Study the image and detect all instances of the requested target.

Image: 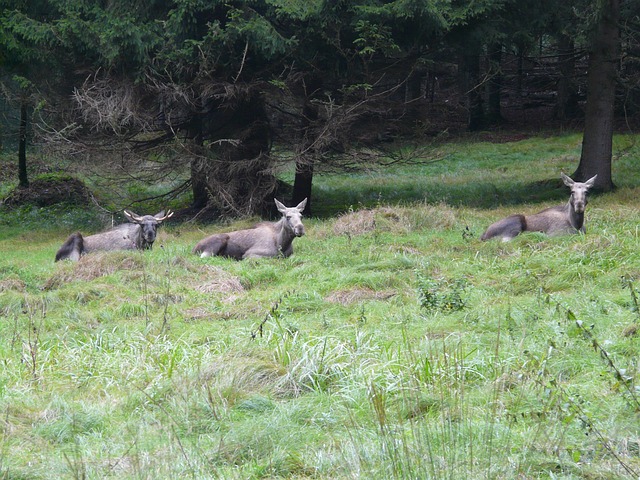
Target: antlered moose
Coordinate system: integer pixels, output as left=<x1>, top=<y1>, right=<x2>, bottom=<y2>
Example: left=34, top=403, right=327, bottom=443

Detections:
left=481, top=173, right=597, bottom=242
left=55, top=210, right=173, bottom=261
left=193, top=198, right=307, bottom=259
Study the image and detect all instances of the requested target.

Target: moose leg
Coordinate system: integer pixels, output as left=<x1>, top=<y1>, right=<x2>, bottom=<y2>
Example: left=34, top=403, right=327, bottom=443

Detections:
left=193, top=234, right=229, bottom=258
left=242, top=251, right=271, bottom=259
left=242, top=245, right=292, bottom=259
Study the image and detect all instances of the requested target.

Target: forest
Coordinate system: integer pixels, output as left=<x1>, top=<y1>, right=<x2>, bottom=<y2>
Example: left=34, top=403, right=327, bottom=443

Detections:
left=1, top=0, right=638, bottom=215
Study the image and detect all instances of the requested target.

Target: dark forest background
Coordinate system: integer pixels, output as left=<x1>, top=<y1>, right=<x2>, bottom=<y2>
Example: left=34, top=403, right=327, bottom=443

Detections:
left=1, top=0, right=637, bottom=216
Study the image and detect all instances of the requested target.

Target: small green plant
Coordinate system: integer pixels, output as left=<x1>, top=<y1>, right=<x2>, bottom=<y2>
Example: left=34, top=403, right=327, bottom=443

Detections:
left=573, top=315, right=640, bottom=410
left=416, top=273, right=467, bottom=313
left=62, top=430, right=87, bottom=480
left=621, top=275, right=640, bottom=315
left=21, top=298, right=46, bottom=381
left=251, top=291, right=292, bottom=339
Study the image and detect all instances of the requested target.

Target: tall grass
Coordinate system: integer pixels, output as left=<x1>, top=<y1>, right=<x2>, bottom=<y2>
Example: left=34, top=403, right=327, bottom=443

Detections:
left=1, top=133, right=640, bottom=478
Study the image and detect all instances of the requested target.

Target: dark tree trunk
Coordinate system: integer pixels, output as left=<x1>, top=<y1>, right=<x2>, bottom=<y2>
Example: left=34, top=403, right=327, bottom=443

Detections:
left=573, top=0, right=619, bottom=190
left=621, top=39, right=640, bottom=115
left=516, top=44, right=525, bottom=107
left=426, top=70, right=436, bottom=103
left=556, top=34, right=579, bottom=120
left=189, top=105, right=209, bottom=210
left=405, top=65, right=425, bottom=117
left=292, top=161, right=313, bottom=215
left=292, top=78, right=322, bottom=216
left=460, top=43, right=484, bottom=131
left=407, top=66, right=424, bottom=103
left=486, top=43, right=504, bottom=125
left=204, top=90, right=274, bottom=216
left=190, top=159, right=209, bottom=210
left=18, top=99, right=29, bottom=188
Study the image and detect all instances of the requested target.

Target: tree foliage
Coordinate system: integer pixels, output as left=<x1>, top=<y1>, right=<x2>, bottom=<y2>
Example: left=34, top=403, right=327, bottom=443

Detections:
left=1, top=0, right=639, bottom=212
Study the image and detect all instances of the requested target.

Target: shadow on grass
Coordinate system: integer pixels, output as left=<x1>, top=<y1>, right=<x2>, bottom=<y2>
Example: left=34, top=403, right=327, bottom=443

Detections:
left=0, top=176, right=601, bottom=227
left=310, top=177, right=575, bottom=218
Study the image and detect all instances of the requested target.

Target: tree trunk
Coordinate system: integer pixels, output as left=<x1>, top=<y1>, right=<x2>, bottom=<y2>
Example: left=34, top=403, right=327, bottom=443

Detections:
left=189, top=105, right=209, bottom=210
left=292, top=82, right=321, bottom=216
left=556, top=34, right=579, bottom=120
left=573, top=0, right=619, bottom=190
left=404, top=64, right=425, bottom=118
left=18, top=98, right=29, bottom=188
left=204, top=90, right=274, bottom=216
left=407, top=66, right=424, bottom=103
left=515, top=44, right=524, bottom=108
left=486, top=43, right=503, bottom=125
left=190, top=158, right=209, bottom=210
left=460, top=42, right=484, bottom=131
left=292, top=161, right=313, bottom=215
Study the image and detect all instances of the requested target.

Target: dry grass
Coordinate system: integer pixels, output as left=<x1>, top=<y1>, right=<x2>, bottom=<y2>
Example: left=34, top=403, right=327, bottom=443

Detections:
left=0, top=277, right=26, bottom=292
left=325, top=286, right=396, bottom=305
left=331, top=208, right=376, bottom=236
left=202, top=352, right=299, bottom=401
left=43, top=252, right=144, bottom=289
left=331, top=206, right=412, bottom=237
left=407, top=202, right=458, bottom=229
left=193, top=265, right=245, bottom=295
left=327, top=203, right=457, bottom=239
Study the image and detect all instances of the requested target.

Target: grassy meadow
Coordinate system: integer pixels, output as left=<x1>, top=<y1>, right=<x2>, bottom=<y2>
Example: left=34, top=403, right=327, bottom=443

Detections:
left=1, top=133, right=640, bottom=478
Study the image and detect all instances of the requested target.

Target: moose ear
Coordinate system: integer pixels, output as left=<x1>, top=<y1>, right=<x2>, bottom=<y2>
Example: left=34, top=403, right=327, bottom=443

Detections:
left=274, top=198, right=287, bottom=213
left=296, top=198, right=307, bottom=212
left=584, top=175, right=598, bottom=188
left=560, top=173, right=574, bottom=187
left=155, top=210, right=174, bottom=223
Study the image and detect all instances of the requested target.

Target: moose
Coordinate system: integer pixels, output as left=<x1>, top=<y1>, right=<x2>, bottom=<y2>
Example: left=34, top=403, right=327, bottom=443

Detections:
left=481, top=173, right=597, bottom=242
left=193, top=198, right=307, bottom=259
left=55, top=209, right=173, bottom=261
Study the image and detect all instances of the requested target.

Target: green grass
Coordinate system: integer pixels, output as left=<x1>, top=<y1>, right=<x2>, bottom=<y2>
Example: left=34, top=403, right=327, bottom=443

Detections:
left=1, top=133, right=640, bottom=478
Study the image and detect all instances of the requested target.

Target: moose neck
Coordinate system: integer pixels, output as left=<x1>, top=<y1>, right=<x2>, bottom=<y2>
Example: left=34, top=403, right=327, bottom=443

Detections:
left=276, top=219, right=296, bottom=251
left=134, top=225, right=150, bottom=249
left=568, top=200, right=585, bottom=230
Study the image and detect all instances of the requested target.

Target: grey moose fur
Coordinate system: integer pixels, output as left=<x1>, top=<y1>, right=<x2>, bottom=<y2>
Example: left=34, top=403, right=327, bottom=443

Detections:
left=193, top=198, right=307, bottom=260
left=481, top=173, right=597, bottom=242
left=55, top=210, right=173, bottom=261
